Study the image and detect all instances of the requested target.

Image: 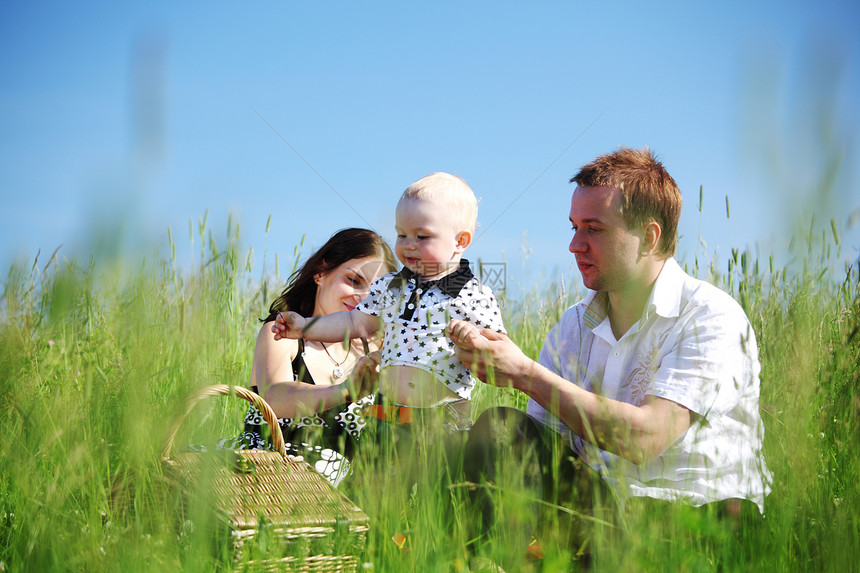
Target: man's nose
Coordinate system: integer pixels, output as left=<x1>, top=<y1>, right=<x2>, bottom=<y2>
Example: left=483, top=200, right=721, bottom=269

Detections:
left=569, top=231, right=585, bottom=254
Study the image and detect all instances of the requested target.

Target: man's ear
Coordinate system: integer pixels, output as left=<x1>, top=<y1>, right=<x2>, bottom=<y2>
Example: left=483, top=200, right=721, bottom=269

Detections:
left=454, top=229, right=473, bottom=254
left=642, top=221, right=662, bottom=256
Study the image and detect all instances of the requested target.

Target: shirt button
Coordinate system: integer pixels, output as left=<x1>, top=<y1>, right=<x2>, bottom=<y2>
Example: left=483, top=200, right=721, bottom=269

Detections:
left=614, top=351, right=620, bottom=357
left=416, top=288, right=423, bottom=294
left=408, top=303, right=415, bottom=309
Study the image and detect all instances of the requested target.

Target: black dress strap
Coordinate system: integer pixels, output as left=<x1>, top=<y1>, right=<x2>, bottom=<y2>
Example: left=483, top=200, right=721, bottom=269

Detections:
left=242, top=337, right=368, bottom=460
left=292, top=339, right=315, bottom=384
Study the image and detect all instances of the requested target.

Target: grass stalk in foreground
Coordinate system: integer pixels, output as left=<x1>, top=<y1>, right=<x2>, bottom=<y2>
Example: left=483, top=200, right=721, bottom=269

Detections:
left=0, top=219, right=858, bottom=571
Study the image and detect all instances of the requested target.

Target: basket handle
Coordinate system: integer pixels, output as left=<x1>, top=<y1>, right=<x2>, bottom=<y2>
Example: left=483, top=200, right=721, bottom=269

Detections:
left=161, top=384, right=287, bottom=461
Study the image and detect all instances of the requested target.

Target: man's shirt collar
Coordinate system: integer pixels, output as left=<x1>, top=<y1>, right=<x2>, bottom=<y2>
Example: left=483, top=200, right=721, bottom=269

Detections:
left=582, top=291, right=608, bottom=330
left=582, top=257, right=683, bottom=331
left=647, top=257, right=683, bottom=320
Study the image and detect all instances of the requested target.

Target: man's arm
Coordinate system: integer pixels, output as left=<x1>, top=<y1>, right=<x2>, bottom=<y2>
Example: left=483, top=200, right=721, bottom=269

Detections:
left=448, top=320, right=692, bottom=464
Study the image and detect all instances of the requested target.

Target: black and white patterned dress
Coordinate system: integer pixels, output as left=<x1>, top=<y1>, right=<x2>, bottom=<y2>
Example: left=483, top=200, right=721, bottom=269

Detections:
left=219, top=340, right=372, bottom=486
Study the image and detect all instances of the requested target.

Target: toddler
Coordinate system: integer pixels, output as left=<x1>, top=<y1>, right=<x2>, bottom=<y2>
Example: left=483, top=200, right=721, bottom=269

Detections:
left=273, top=172, right=505, bottom=421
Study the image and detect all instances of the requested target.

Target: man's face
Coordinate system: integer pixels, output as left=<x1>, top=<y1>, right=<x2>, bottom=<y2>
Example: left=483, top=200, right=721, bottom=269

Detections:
left=568, top=185, right=645, bottom=293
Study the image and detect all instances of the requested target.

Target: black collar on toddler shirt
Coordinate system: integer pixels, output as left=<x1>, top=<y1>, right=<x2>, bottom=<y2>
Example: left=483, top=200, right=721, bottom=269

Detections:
left=388, top=259, right=474, bottom=321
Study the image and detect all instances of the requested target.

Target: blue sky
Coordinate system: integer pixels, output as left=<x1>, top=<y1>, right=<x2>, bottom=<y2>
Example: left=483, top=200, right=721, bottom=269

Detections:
left=2, top=1, right=859, bottom=293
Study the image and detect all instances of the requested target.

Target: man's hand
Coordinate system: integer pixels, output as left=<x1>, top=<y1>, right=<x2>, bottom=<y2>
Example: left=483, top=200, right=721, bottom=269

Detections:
left=272, top=311, right=306, bottom=340
left=447, top=319, right=532, bottom=388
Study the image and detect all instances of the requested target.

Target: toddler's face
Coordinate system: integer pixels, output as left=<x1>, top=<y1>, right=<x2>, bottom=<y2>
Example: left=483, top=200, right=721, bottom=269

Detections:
left=394, top=197, right=466, bottom=279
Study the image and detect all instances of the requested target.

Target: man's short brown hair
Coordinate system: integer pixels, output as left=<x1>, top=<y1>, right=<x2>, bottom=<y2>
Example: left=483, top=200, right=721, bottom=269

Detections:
left=571, top=147, right=682, bottom=256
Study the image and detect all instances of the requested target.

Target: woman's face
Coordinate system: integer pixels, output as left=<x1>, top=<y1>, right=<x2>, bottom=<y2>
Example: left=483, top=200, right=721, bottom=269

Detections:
left=313, top=256, right=390, bottom=316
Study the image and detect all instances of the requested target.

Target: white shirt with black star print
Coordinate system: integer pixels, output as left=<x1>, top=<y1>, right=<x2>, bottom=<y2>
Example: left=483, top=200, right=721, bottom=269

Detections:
left=356, top=268, right=506, bottom=400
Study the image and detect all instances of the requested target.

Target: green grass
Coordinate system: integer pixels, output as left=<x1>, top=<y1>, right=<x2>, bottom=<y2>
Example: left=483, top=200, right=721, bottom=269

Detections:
left=1, top=214, right=858, bottom=572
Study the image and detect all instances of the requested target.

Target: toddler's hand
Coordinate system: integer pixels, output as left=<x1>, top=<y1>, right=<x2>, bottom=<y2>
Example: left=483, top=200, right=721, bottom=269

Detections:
left=272, top=311, right=306, bottom=340
left=446, top=319, right=484, bottom=350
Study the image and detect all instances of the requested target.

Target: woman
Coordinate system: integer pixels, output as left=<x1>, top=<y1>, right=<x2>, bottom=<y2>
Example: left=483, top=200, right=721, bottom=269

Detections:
left=224, top=228, right=397, bottom=485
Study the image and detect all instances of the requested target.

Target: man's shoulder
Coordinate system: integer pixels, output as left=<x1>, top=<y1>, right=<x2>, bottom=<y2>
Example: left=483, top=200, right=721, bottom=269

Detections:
left=547, top=298, right=589, bottom=337
left=555, top=290, right=599, bottom=320
left=539, top=300, right=588, bottom=366
left=681, top=271, right=741, bottom=305
left=672, top=264, right=750, bottom=322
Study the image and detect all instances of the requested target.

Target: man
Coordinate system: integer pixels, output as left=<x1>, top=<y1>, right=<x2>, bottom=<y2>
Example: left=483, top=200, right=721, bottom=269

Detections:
left=448, top=147, right=771, bottom=532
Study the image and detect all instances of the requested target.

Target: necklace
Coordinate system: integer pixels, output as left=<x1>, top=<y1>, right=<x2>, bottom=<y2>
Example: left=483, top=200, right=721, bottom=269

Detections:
left=320, top=342, right=348, bottom=378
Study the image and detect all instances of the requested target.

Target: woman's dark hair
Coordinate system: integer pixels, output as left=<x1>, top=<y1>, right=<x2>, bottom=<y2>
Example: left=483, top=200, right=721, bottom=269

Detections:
left=262, top=228, right=397, bottom=322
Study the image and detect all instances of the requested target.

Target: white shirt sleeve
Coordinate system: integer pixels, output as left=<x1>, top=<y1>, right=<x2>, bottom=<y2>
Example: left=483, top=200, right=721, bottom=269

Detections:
left=527, top=306, right=581, bottom=440
left=647, top=290, right=760, bottom=424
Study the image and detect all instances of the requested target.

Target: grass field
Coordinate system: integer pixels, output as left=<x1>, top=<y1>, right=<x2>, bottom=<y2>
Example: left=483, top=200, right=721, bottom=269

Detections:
left=1, top=215, right=857, bottom=572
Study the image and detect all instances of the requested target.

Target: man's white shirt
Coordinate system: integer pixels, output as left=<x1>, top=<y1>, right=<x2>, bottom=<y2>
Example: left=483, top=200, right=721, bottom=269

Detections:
left=528, top=257, right=772, bottom=512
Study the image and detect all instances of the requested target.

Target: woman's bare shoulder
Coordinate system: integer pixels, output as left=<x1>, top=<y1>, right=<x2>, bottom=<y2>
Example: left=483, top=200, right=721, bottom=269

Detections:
left=254, top=321, right=299, bottom=365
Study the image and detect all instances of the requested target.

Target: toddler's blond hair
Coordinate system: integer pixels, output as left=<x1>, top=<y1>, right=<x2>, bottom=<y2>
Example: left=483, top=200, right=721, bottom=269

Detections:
left=399, top=172, right=478, bottom=233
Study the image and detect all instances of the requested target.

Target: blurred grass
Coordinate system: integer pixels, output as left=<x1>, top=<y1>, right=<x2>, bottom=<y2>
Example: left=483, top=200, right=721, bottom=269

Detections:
left=0, top=206, right=858, bottom=571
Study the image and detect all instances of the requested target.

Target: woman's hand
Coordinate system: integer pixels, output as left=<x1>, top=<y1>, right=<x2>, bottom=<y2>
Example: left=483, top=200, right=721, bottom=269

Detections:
left=346, top=351, right=381, bottom=401
left=272, top=311, right=305, bottom=340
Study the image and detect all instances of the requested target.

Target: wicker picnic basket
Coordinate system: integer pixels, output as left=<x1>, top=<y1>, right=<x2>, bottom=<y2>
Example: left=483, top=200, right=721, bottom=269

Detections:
left=161, top=384, right=369, bottom=572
